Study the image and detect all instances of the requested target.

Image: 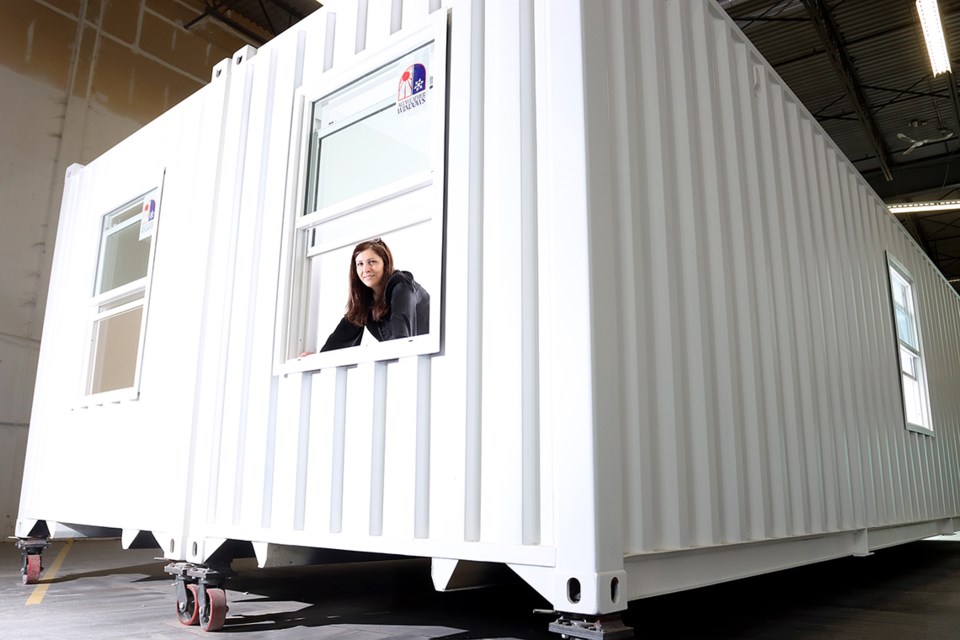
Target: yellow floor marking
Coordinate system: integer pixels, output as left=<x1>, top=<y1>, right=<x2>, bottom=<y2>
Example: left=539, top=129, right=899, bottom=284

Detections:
left=25, top=539, right=74, bottom=606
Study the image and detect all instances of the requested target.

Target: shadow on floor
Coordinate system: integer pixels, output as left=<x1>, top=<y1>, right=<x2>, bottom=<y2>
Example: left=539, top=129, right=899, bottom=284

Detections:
left=218, top=559, right=556, bottom=638
left=42, top=562, right=170, bottom=584
left=623, top=540, right=960, bottom=639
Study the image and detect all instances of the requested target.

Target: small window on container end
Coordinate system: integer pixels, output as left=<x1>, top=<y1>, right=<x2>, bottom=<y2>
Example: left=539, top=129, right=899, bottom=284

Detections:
left=886, top=254, right=933, bottom=434
left=87, top=188, right=161, bottom=398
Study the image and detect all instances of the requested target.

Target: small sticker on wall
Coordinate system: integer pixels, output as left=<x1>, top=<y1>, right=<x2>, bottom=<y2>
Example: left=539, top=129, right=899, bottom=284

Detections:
left=139, top=194, right=158, bottom=240
left=396, top=63, right=428, bottom=115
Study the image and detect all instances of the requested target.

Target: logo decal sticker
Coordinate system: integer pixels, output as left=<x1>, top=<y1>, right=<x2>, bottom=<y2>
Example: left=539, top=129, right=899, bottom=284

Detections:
left=139, top=197, right=157, bottom=240
left=397, top=63, right=427, bottom=114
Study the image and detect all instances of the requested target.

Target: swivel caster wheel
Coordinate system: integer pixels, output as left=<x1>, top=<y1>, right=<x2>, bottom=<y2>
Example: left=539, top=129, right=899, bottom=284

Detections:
left=175, top=583, right=200, bottom=626
left=22, top=554, right=41, bottom=585
left=199, top=587, right=227, bottom=632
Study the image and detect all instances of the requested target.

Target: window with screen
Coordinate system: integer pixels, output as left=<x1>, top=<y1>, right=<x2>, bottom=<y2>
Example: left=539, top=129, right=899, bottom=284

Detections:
left=87, top=189, right=160, bottom=397
left=887, top=255, right=932, bottom=433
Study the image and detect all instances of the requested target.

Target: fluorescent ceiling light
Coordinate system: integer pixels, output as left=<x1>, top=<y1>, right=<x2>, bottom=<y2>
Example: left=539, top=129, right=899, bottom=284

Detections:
left=888, top=200, right=960, bottom=213
left=917, top=0, right=952, bottom=76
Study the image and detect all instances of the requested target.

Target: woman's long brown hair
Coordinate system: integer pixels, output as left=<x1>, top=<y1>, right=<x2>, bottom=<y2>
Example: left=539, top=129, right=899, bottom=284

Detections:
left=345, top=238, right=394, bottom=325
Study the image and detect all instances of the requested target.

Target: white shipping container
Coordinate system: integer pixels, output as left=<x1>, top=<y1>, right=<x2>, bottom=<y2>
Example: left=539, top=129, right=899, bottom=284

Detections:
left=17, top=0, right=960, bottom=636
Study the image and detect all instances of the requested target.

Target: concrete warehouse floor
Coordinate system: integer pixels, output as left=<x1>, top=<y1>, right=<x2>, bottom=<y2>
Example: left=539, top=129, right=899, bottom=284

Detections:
left=2, top=536, right=960, bottom=639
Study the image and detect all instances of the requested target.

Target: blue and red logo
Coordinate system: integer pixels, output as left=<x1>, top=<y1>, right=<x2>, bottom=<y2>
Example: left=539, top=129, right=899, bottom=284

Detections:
left=143, top=198, right=156, bottom=221
left=397, top=63, right=427, bottom=113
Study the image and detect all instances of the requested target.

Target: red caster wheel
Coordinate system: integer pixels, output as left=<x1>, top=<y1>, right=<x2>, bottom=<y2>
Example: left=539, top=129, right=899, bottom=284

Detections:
left=22, top=554, right=41, bottom=585
left=199, top=587, right=227, bottom=632
left=176, top=583, right=200, bottom=625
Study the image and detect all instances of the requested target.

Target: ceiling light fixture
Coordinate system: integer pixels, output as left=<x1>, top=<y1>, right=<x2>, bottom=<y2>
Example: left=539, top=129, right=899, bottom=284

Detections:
left=888, top=200, right=960, bottom=214
left=917, top=0, right=952, bottom=76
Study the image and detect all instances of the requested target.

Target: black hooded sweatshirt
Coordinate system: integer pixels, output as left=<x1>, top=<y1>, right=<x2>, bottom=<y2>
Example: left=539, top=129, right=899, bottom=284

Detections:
left=320, top=270, right=430, bottom=352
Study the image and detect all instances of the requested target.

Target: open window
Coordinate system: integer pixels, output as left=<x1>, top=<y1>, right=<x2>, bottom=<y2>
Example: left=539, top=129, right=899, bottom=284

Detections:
left=280, top=16, right=446, bottom=371
left=85, top=186, right=162, bottom=401
left=886, top=254, right=932, bottom=434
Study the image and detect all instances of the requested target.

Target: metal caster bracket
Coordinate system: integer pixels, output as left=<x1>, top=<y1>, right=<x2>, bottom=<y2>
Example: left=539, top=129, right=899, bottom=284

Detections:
left=164, top=561, right=230, bottom=586
left=549, top=614, right=634, bottom=640
left=164, top=562, right=231, bottom=631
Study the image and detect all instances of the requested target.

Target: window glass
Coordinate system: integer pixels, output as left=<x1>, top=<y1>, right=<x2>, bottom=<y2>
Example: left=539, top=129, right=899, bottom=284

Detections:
left=312, top=104, right=431, bottom=209
left=899, top=345, right=917, bottom=378
left=891, top=277, right=908, bottom=307
left=89, top=306, right=143, bottom=394
left=890, top=270, right=918, bottom=349
left=306, top=42, right=434, bottom=213
left=902, top=375, right=923, bottom=426
left=894, top=307, right=917, bottom=349
left=86, top=188, right=160, bottom=397
left=96, top=202, right=151, bottom=294
left=888, top=258, right=931, bottom=432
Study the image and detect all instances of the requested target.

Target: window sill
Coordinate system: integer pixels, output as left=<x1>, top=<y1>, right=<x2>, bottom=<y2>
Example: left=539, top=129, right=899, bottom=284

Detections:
left=906, top=422, right=934, bottom=437
left=277, top=333, right=439, bottom=374
left=77, top=386, right=140, bottom=408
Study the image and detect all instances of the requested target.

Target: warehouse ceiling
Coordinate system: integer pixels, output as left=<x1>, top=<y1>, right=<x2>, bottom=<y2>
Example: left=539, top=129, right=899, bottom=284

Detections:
left=720, top=0, right=960, bottom=291
left=188, top=0, right=322, bottom=44
left=217, top=0, right=960, bottom=291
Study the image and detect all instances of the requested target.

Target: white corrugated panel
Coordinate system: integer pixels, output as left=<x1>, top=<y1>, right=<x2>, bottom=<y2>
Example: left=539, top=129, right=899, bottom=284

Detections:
left=578, top=0, right=960, bottom=599
left=182, top=0, right=559, bottom=566
left=17, top=70, right=233, bottom=556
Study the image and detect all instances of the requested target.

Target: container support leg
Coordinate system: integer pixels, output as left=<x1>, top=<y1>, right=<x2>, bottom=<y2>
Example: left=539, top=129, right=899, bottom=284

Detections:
left=548, top=613, right=634, bottom=640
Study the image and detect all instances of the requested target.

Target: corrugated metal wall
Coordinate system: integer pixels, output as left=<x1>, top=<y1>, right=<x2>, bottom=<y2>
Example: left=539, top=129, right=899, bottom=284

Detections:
left=582, top=0, right=960, bottom=558
left=190, top=0, right=558, bottom=570
left=16, top=77, right=229, bottom=553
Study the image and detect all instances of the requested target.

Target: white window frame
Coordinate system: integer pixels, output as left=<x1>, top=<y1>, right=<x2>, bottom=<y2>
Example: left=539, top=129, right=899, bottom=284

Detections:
left=276, top=14, right=447, bottom=373
left=82, top=179, right=164, bottom=405
left=886, top=254, right=933, bottom=435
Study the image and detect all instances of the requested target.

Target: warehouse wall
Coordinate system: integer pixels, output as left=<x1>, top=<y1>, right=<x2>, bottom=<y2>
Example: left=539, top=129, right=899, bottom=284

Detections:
left=0, top=0, right=269, bottom=539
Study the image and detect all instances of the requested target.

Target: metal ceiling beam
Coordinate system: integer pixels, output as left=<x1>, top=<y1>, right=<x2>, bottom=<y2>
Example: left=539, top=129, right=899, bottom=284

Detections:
left=218, top=0, right=314, bottom=34
left=861, top=83, right=944, bottom=100
left=765, top=7, right=960, bottom=70
left=894, top=210, right=936, bottom=259
left=800, top=0, right=894, bottom=181
left=262, top=0, right=314, bottom=21
left=255, top=0, right=278, bottom=34
left=730, top=16, right=808, bottom=23
left=185, top=1, right=268, bottom=44
left=772, top=20, right=913, bottom=69
left=863, top=148, right=960, bottom=198
left=946, top=70, right=960, bottom=143
left=816, top=82, right=948, bottom=121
